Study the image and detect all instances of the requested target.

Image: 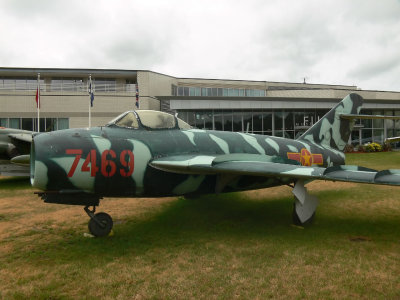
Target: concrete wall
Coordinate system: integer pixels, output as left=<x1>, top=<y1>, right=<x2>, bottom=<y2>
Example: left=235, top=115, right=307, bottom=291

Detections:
left=137, top=71, right=176, bottom=110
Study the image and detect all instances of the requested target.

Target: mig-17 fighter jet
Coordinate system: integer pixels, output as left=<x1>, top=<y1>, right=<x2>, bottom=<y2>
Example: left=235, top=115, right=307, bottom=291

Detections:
left=29, top=93, right=400, bottom=236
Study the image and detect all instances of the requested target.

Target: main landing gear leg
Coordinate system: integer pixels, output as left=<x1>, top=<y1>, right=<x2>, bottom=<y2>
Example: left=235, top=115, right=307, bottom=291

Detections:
left=84, top=206, right=113, bottom=237
left=291, top=180, right=318, bottom=226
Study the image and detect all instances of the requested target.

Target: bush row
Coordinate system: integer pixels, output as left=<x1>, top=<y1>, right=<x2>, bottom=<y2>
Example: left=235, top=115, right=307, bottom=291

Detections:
left=344, top=142, right=392, bottom=153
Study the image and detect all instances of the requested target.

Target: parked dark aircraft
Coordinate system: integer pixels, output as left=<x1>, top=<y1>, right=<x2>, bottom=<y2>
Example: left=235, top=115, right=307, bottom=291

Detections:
left=0, top=127, right=31, bottom=176
left=29, top=93, right=400, bottom=236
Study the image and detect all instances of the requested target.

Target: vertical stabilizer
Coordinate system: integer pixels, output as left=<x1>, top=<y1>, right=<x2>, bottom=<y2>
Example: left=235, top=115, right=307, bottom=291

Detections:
left=297, top=93, right=363, bottom=151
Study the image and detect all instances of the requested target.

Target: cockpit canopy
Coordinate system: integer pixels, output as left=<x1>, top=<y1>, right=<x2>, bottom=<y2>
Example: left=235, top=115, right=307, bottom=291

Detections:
left=106, top=110, right=192, bottom=130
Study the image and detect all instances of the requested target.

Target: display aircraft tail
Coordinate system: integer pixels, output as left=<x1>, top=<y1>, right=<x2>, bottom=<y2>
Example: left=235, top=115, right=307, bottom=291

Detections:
left=297, top=93, right=363, bottom=151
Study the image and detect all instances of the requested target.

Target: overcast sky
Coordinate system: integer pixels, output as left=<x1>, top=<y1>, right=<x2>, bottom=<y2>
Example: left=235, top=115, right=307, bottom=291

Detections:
left=0, top=0, right=399, bottom=91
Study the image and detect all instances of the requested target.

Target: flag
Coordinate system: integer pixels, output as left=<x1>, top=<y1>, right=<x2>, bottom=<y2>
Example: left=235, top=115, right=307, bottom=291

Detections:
left=89, top=82, right=94, bottom=107
left=135, top=84, right=139, bottom=108
left=35, top=87, right=40, bottom=108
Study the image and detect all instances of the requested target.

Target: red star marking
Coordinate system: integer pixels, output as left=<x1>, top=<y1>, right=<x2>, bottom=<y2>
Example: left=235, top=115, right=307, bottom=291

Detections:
left=287, top=148, right=323, bottom=166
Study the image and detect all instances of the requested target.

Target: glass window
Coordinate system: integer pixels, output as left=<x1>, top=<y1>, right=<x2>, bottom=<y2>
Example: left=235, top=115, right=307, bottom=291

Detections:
left=51, top=79, right=63, bottom=91
left=232, top=112, right=242, bottom=132
left=360, top=110, right=372, bottom=128
left=285, top=131, right=295, bottom=139
left=62, top=79, right=75, bottom=91
left=223, top=88, right=229, bottom=96
left=16, top=79, right=27, bottom=90
left=194, top=112, right=212, bottom=129
left=201, top=88, right=208, bottom=96
left=0, top=118, right=8, bottom=127
left=283, top=111, right=294, bottom=131
left=58, top=118, right=69, bottom=130
left=239, top=89, right=245, bottom=97
left=214, top=110, right=224, bottom=131
left=94, top=79, right=116, bottom=92
left=372, top=110, right=384, bottom=128
left=242, top=111, right=252, bottom=133
left=223, top=112, right=233, bottom=131
left=178, top=87, right=184, bottom=96
left=4, top=79, right=15, bottom=90
left=274, top=111, right=284, bottom=131
left=384, top=110, right=394, bottom=130
left=373, top=129, right=384, bottom=143
left=217, top=88, right=223, bottom=97
left=263, top=112, right=273, bottom=132
left=189, top=87, right=196, bottom=96
left=351, top=130, right=361, bottom=145
left=171, top=85, right=177, bottom=96
left=316, top=110, right=328, bottom=123
left=303, top=111, right=316, bottom=127
left=294, top=111, right=304, bottom=127
left=9, top=118, right=20, bottom=129
left=45, top=118, right=57, bottom=132
left=177, top=111, right=187, bottom=123
left=22, top=118, right=33, bottom=131
left=361, top=128, right=372, bottom=144
left=211, top=88, right=218, bottom=97
left=27, top=79, right=38, bottom=90
left=253, top=113, right=263, bottom=132
left=186, top=112, right=196, bottom=127
left=195, top=87, right=201, bottom=96
left=184, top=87, right=189, bottom=96
left=203, top=112, right=213, bottom=130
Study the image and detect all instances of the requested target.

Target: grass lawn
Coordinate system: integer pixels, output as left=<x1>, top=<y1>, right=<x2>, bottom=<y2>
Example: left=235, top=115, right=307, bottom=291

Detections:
left=0, top=152, right=400, bottom=299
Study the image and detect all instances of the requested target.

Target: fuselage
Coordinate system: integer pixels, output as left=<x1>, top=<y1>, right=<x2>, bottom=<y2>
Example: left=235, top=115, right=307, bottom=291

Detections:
left=31, top=126, right=345, bottom=197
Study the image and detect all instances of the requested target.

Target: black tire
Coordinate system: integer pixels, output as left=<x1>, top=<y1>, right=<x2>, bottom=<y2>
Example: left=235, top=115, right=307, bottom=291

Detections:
left=88, top=212, right=113, bottom=237
left=292, top=204, right=315, bottom=226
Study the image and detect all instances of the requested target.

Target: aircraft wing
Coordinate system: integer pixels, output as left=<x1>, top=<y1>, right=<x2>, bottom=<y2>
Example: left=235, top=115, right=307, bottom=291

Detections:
left=150, top=154, right=400, bottom=186
left=8, top=132, right=33, bottom=143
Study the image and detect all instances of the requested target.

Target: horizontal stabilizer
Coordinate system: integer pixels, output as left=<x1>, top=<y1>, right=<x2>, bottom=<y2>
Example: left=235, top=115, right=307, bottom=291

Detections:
left=323, top=165, right=378, bottom=183
left=385, top=136, right=400, bottom=143
left=340, top=114, right=400, bottom=120
left=374, top=169, right=400, bottom=185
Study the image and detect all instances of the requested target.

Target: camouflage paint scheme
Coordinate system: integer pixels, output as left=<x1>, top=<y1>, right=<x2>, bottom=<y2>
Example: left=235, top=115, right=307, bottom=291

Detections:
left=30, top=94, right=359, bottom=197
left=32, top=92, right=400, bottom=199
left=29, top=93, right=400, bottom=234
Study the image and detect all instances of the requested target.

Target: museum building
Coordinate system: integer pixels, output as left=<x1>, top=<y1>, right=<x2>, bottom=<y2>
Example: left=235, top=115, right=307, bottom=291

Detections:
left=1, top=67, right=400, bottom=146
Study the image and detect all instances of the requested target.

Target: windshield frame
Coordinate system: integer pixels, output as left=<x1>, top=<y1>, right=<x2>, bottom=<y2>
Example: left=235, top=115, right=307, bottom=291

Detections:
left=106, top=110, right=192, bottom=130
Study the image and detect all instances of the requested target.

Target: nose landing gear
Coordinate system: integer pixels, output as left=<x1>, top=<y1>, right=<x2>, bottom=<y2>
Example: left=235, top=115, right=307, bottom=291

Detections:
left=84, top=206, right=113, bottom=237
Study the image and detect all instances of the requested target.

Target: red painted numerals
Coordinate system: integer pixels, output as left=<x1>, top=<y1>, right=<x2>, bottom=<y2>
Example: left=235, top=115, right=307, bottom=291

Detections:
left=120, top=150, right=134, bottom=177
left=66, top=149, right=134, bottom=178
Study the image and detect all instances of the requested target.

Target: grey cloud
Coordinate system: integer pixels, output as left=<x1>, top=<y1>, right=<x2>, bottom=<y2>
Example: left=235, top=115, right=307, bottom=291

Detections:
left=0, top=0, right=399, bottom=91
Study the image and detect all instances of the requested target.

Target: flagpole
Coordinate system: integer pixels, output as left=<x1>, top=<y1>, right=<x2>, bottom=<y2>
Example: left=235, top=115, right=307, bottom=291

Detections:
left=37, top=73, right=40, bottom=132
left=89, top=75, right=91, bottom=128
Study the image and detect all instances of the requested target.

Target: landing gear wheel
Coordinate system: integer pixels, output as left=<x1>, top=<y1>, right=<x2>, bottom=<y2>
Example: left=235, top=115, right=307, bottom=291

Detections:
left=292, top=203, right=315, bottom=226
left=88, top=212, right=113, bottom=237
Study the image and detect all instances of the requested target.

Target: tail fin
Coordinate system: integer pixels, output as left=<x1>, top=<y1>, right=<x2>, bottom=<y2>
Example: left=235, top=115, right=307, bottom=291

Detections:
left=297, top=93, right=363, bottom=151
